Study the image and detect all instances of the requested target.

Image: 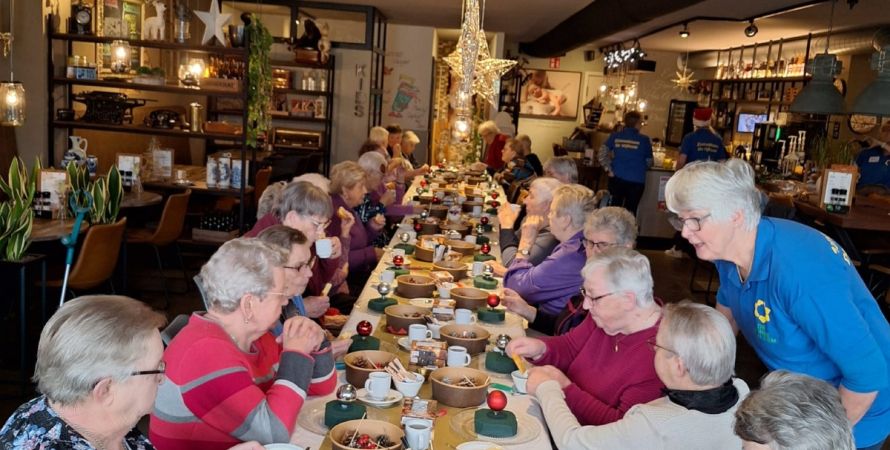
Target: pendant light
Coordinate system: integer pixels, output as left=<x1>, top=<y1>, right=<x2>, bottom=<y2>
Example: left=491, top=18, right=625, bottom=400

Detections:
left=849, top=44, right=890, bottom=115
left=789, top=0, right=845, bottom=115
left=0, top=0, right=24, bottom=126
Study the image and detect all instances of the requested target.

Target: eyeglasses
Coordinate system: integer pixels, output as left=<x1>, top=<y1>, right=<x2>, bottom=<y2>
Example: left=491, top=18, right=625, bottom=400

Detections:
left=310, top=218, right=330, bottom=230
left=580, top=287, right=615, bottom=306
left=284, top=256, right=316, bottom=272
left=667, top=214, right=711, bottom=232
left=583, top=238, right=617, bottom=251
left=646, top=338, right=677, bottom=355
left=131, top=361, right=166, bottom=377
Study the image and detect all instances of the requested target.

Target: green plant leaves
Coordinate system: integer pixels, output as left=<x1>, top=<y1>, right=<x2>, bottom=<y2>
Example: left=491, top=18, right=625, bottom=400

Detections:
left=0, top=157, right=36, bottom=261
left=246, top=14, right=273, bottom=149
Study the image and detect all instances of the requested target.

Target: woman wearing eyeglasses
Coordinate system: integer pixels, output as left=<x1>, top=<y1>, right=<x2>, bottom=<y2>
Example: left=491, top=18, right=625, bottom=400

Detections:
left=506, top=248, right=664, bottom=427
left=531, top=301, right=749, bottom=450
left=665, top=159, right=890, bottom=450
left=151, top=239, right=336, bottom=450
left=502, top=207, right=639, bottom=335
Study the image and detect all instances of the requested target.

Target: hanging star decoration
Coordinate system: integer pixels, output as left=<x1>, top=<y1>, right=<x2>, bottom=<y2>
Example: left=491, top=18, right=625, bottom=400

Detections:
left=194, top=0, right=231, bottom=46
left=672, top=67, right=697, bottom=91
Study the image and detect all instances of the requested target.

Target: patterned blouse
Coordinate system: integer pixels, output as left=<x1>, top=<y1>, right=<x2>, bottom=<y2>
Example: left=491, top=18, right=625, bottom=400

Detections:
left=0, top=396, right=155, bottom=450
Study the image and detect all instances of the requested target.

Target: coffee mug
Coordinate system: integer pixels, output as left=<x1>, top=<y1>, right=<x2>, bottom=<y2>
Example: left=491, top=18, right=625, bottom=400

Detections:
left=511, top=369, right=529, bottom=394
left=405, top=419, right=433, bottom=450
left=437, top=282, right=454, bottom=299
left=472, top=205, right=482, bottom=217
left=464, top=235, right=477, bottom=244
left=408, top=324, right=432, bottom=342
left=447, top=346, right=471, bottom=367
left=380, top=270, right=396, bottom=284
left=454, top=308, right=476, bottom=325
left=363, top=371, right=392, bottom=401
left=394, top=372, right=424, bottom=398
left=315, top=238, right=333, bottom=258
left=392, top=248, right=406, bottom=258
left=471, top=261, right=484, bottom=277
left=427, top=322, right=442, bottom=339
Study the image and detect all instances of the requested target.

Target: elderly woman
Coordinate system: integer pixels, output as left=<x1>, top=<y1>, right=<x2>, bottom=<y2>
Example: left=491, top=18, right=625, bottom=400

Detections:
left=496, top=177, right=563, bottom=267
left=256, top=181, right=287, bottom=220
left=327, top=161, right=385, bottom=296
left=150, top=239, right=335, bottom=449
left=478, top=120, right=509, bottom=174
left=400, top=131, right=428, bottom=172
left=502, top=134, right=543, bottom=182
left=502, top=206, right=637, bottom=335
left=507, top=248, right=664, bottom=426
left=735, top=371, right=855, bottom=450
left=494, top=185, right=592, bottom=329
left=544, top=156, right=579, bottom=184
left=385, top=124, right=402, bottom=158
left=531, top=301, right=749, bottom=449
left=665, top=159, right=890, bottom=450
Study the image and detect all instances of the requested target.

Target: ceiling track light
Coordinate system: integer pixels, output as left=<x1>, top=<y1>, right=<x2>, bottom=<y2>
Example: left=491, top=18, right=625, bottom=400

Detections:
left=744, top=19, right=758, bottom=38
left=679, top=23, right=689, bottom=39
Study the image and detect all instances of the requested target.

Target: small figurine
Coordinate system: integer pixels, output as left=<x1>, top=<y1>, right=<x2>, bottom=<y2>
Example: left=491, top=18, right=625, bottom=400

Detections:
left=143, top=1, right=166, bottom=40
left=318, top=22, right=331, bottom=63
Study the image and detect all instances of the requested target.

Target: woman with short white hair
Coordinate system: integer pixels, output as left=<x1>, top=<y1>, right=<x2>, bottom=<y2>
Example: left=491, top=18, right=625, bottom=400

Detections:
left=151, top=239, right=335, bottom=449
left=735, top=371, right=855, bottom=450
left=478, top=120, right=508, bottom=174
left=507, top=247, right=664, bottom=426
left=400, top=131, right=430, bottom=178
left=498, top=184, right=592, bottom=332
left=496, top=177, right=563, bottom=268
left=545, top=156, right=579, bottom=184
left=665, top=159, right=890, bottom=449
left=368, top=126, right=389, bottom=148
left=531, top=300, right=749, bottom=449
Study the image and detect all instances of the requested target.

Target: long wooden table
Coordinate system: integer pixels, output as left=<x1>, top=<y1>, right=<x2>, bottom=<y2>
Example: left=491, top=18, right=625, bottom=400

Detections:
left=289, top=175, right=551, bottom=449
left=793, top=196, right=890, bottom=261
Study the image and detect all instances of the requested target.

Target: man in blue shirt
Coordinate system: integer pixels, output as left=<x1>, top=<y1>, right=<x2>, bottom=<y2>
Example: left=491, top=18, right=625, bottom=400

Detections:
left=855, top=121, right=890, bottom=190
left=598, top=111, right=653, bottom=215
left=677, top=107, right=727, bottom=169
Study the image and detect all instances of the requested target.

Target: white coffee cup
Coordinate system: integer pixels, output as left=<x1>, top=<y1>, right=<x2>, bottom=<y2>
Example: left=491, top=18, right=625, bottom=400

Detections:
left=315, top=238, right=333, bottom=259
left=408, top=324, right=433, bottom=342
left=511, top=369, right=529, bottom=394
left=394, top=372, right=424, bottom=398
left=380, top=270, right=396, bottom=284
left=447, top=346, right=472, bottom=367
left=454, top=308, right=476, bottom=325
left=438, top=282, right=455, bottom=299
left=472, top=205, right=482, bottom=217
left=404, top=418, right=432, bottom=450
left=392, top=248, right=406, bottom=258
left=464, top=235, right=477, bottom=244
left=471, top=261, right=484, bottom=277
left=427, top=322, right=442, bottom=339
left=363, top=371, right=392, bottom=401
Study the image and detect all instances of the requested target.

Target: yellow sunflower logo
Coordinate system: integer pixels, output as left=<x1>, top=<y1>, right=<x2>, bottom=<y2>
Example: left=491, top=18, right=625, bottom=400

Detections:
left=754, top=299, right=771, bottom=324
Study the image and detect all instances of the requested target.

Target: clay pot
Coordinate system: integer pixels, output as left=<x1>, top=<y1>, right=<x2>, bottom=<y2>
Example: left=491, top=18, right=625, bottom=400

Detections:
left=446, top=239, right=475, bottom=256
left=430, top=366, right=490, bottom=408
left=344, top=350, right=397, bottom=388
left=330, top=419, right=403, bottom=450
left=432, top=260, right=468, bottom=280
left=384, top=304, right=429, bottom=332
left=428, top=205, right=449, bottom=219
left=439, top=222, right=470, bottom=237
left=395, top=275, right=436, bottom=298
left=440, top=324, right=490, bottom=355
left=450, top=287, right=488, bottom=310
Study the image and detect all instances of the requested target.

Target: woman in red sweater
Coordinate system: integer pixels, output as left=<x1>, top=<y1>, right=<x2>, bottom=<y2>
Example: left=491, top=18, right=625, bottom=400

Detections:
left=150, top=239, right=337, bottom=450
left=507, top=247, right=664, bottom=426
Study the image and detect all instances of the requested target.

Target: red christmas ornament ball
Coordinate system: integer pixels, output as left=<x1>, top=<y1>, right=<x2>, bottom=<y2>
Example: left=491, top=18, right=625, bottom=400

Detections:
left=481, top=243, right=491, bottom=254
left=431, top=196, right=442, bottom=204
left=487, top=390, right=507, bottom=411
left=491, top=192, right=499, bottom=199
left=420, top=179, right=428, bottom=188
left=393, top=255, right=404, bottom=267
left=490, top=200, right=500, bottom=208
left=487, top=294, right=500, bottom=308
left=480, top=216, right=489, bottom=225
left=356, top=320, right=373, bottom=336
left=414, top=222, right=423, bottom=232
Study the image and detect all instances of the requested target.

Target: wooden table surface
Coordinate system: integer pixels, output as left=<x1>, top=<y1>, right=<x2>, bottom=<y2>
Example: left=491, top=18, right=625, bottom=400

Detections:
left=120, top=191, right=163, bottom=208
left=143, top=165, right=255, bottom=196
left=289, top=174, right=550, bottom=450
left=32, top=218, right=90, bottom=243
left=793, top=196, right=890, bottom=232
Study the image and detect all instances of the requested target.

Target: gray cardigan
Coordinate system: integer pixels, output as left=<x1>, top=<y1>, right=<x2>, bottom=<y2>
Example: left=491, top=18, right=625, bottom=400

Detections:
left=499, top=222, right=559, bottom=267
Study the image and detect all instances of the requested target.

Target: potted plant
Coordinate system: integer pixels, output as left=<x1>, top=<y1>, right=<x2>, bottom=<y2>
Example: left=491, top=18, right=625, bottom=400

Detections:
left=0, top=157, right=39, bottom=262
left=245, top=13, right=273, bottom=149
left=66, top=162, right=123, bottom=225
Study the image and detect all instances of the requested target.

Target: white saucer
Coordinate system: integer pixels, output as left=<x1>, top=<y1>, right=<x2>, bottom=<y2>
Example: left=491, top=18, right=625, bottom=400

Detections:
left=456, top=442, right=504, bottom=450
left=397, top=336, right=412, bottom=351
left=356, top=388, right=403, bottom=408
left=409, top=297, right=436, bottom=308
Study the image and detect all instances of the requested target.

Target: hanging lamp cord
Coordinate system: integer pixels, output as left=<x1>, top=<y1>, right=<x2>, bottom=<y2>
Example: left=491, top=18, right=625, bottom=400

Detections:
left=825, top=0, right=836, bottom=54
left=8, top=0, right=14, bottom=80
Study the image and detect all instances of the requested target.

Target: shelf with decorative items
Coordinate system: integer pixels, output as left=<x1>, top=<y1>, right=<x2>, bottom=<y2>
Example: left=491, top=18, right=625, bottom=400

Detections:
left=704, top=75, right=812, bottom=141
left=44, top=7, right=270, bottom=233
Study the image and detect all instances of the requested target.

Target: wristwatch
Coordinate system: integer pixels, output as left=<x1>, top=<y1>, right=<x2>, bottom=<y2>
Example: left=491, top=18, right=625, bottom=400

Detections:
left=517, top=248, right=531, bottom=258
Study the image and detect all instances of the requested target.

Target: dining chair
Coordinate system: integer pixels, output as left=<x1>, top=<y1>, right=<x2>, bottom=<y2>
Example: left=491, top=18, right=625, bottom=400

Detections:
left=126, top=190, right=191, bottom=307
left=47, top=218, right=127, bottom=299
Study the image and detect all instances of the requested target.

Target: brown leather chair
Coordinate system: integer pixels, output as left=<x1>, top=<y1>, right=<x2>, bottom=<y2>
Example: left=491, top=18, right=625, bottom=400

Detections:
left=253, top=167, right=272, bottom=205
left=47, top=218, right=127, bottom=298
left=126, top=190, right=191, bottom=305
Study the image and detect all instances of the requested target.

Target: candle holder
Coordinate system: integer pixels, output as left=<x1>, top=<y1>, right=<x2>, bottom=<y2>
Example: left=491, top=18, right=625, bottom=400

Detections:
left=473, top=242, right=495, bottom=263
left=474, top=390, right=517, bottom=438
left=473, top=264, right=498, bottom=289
left=485, top=333, right=517, bottom=373
left=348, top=320, right=380, bottom=352
left=393, top=231, right=415, bottom=255
left=324, top=384, right=367, bottom=428
left=367, top=281, right=397, bottom=312
left=388, top=253, right=410, bottom=276
left=478, top=294, right=505, bottom=324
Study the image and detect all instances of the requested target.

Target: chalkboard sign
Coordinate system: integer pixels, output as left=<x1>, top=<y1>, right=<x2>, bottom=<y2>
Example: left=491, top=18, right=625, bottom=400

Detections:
left=665, top=100, right=697, bottom=147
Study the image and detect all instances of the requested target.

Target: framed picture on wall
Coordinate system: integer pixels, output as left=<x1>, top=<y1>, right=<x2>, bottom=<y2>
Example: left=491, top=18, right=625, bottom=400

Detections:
left=97, top=0, right=144, bottom=72
left=519, top=69, right=582, bottom=121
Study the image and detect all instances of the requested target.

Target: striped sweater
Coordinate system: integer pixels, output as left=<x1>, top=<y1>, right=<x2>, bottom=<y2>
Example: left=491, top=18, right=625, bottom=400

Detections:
left=149, top=314, right=336, bottom=450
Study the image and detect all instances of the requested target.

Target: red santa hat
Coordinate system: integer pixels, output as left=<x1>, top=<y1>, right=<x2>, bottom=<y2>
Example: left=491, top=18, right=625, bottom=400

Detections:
left=693, top=107, right=713, bottom=127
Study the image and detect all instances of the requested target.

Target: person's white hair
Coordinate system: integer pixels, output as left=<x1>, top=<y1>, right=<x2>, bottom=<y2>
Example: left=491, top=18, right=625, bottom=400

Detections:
left=528, top=177, right=563, bottom=203
left=581, top=247, right=654, bottom=307
left=329, top=161, right=367, bottom=195
left=256, top=181, right=287, bottom=219
left=369, top=126, right=389, bottom=146
left=199, top=238, right=288, bottom=313
left=585, top=206, right=637, bottom=247
left=401, top=130, right=421, bottom=146
left=734, top=371, right=855, bottom=450
left=551, top=184, right=595, bottom=229
left=661, top=301, right=736, bottom=386
left=477, top=120, right=500, bottom=136
left=665, top=159, right=761, bottom=230
left=34, top=295, right=166, bottom=405
left=292, top=173, right=330, bottom=193
left=544, top=156, right=579, bottom=184
left=274, top=180, right=332, bottom=220
left=358, top=151, right=387, bottom=175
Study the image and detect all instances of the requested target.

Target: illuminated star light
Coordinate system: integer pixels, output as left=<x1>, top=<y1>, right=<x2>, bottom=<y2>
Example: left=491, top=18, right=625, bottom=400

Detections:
left=445, top=30, right=516, bottom=105
left=672, top=68, right=697, bottom=90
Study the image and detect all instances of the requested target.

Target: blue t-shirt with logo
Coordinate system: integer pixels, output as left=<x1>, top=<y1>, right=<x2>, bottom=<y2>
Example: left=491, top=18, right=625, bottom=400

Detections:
left=680, top=128, right=727, bottom=163
left=605, top=128, right=653, bottom=184
left=716, top=217, right=890, bottom=447
left=855, top=146, right=890, bottom=189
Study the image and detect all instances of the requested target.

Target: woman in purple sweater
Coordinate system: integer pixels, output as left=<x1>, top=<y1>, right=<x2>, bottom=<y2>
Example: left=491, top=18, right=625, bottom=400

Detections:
left=507, top=247, right=665, bottom=426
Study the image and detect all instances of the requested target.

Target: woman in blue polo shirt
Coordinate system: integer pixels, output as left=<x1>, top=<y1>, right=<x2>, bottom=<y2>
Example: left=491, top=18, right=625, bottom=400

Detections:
left=598, top=111, right=653, bottom=216
left=855, top=121, right=890, bottom=191
left=665, top=159, right=890, bottom=450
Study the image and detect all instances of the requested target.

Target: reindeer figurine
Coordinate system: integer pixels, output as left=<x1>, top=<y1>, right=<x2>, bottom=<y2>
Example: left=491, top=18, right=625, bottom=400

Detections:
left=143, top=1, right=166, bottom=40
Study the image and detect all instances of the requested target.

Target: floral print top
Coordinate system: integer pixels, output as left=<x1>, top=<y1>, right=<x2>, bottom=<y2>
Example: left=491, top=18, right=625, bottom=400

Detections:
left=0, top=396, right=155, bottom=450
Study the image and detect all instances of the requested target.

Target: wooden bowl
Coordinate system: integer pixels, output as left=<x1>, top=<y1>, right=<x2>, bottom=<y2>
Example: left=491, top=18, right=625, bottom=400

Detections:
left=414, top=245, right=434, bottom=262
left=430, top=366, right=491, bottom=408
left=446, top=239, right=475, bottom=256
left=466, top=175, right=486, bottom=185
left=432, top=260, right=468, bottom=280
left=396, top=274, right=436, bottom=298
left=450, top=287, right=489, bottom=310
left=384, top=304, right=428, bottom=332
left=440, top=324, right=490, bottom=355
left=330, top=419, right=404, bottom=450
left=418, top=220, right=440, bottom=235
left=428, top=205, right=448, bottom=219
left=416, top=195, right=433, bottom=205
left=439, top=222, right=470, bottom=237
left=461, top=201, right=483, bottom=213
left=344, top=350, right=397, bottom=388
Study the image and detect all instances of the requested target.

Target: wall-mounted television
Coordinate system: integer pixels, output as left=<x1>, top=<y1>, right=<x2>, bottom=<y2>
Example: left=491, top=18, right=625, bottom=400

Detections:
left=737, top=113, right=768, bottom=133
